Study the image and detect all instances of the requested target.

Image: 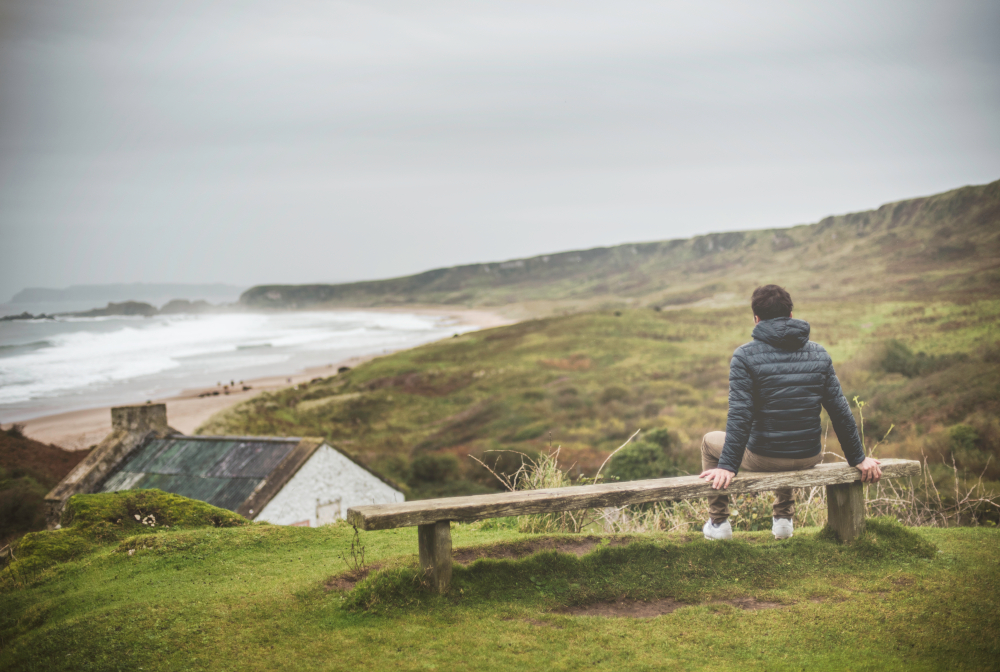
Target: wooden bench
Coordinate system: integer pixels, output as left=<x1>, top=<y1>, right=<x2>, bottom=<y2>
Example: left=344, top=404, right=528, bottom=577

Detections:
left=347, top=458, right=920, bottom=593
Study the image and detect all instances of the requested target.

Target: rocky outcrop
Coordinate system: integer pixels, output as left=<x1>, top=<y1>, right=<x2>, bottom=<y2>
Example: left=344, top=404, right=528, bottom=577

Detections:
left=70, top=301, right=158, bottom=317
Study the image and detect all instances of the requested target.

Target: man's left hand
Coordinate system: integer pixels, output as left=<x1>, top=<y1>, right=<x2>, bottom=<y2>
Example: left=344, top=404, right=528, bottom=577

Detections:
left=699, top=468, right=735, bottom=490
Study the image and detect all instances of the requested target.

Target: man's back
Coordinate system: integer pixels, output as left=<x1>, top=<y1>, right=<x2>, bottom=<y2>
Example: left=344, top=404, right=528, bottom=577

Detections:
left=717, top=316, right=866, bottom=474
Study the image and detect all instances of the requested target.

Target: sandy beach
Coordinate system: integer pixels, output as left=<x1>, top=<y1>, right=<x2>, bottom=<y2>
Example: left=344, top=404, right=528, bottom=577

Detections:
left=16, top=307, right=514, bottom=450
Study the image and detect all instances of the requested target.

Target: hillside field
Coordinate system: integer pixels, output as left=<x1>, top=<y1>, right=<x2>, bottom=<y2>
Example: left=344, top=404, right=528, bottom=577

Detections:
left=214, top=179, right=1000, bottom=505
left=198, top=298, right=1000, bottom=505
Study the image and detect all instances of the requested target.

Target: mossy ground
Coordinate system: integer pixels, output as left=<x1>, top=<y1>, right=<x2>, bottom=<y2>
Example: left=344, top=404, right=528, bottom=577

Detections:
left=3, top=490, right=247, bottom=579
left=1, top=498, right=997, bottom=672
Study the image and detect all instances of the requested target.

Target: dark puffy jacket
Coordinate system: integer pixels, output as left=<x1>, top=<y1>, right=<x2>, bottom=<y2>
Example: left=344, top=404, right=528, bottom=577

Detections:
left=717, top=317, right=866, bottom=474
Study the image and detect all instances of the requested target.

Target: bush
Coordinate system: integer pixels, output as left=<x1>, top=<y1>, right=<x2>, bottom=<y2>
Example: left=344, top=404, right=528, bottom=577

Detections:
left=642, top=428, right=675, bottom=450
left=606, top=439, right=683, bottom=482
left=599, top=386, right=630, bottom=404
left=371, top=454, right=412, bottom=488
left=409, top=454, right=461, bottom=486
left=950, top=424, right=979, bottom=454
left=880, top=340, right=965, bottom=378
left=466, top=448, right=540, bottom=488
left=0, top=484, right=47, bottom=543
left=947, top=423, right=999, bottom=480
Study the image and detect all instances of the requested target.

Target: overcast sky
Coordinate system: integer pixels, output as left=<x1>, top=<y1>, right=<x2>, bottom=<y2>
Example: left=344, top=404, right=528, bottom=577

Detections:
left=1, top=1, right=998, bottom=301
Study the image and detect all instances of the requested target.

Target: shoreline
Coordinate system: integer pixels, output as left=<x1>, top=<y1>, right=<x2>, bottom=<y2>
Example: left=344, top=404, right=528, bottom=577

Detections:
left=14, top=306, right=515, bottom=451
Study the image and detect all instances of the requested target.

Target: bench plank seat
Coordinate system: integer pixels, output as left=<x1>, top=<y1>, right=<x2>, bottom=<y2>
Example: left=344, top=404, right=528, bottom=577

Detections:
left=348, top=458, right=919, bottom=531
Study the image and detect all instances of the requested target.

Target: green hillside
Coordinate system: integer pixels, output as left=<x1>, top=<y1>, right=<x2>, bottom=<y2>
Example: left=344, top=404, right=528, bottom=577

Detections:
left=199, top=300, right=1000, bottom=504
left=2, top=496, right=998, bottom=671
left=240, top=180, right=999, bottom=311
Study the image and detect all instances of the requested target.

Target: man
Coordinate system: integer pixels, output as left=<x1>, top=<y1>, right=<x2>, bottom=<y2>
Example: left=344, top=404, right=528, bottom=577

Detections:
left=698, top=285, right=882, bottom=540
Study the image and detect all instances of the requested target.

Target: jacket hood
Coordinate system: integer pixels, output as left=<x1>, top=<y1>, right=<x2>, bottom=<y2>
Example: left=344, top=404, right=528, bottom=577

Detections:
left=752, top=317, right=811, bottom=351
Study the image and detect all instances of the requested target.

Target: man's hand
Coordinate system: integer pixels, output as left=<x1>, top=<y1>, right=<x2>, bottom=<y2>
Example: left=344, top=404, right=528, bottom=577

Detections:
left=855, top=457, right=882, bottom=483
left=699, top=468, right=735, bottom=490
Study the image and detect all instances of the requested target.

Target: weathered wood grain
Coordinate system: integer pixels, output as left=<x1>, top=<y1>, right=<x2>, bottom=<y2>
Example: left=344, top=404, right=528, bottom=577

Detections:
left=826, top=481, right=865, bottom=541
left=348, top=458, right=920, bottom=530
left=418, top=520, right=452, bottom=594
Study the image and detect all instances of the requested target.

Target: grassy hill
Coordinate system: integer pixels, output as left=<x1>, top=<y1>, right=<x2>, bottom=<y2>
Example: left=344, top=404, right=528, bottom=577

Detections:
left=198, top=299, right=1000, bottom=505
left=1, top=492, right=997, bottom=671
left=240, top=180, right=999, bottom=312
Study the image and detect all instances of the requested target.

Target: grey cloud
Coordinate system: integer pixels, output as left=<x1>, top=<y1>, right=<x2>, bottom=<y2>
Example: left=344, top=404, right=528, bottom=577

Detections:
left=1, top=1, right=998, bottom=300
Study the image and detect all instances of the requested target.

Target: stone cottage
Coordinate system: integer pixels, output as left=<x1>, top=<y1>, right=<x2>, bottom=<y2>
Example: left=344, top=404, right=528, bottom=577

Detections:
left=44, top=404, right=403, bottom=527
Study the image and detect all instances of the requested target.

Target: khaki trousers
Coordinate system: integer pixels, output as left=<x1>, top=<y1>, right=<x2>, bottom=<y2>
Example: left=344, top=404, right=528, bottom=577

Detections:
left=701, top=431, right=822, bottom=524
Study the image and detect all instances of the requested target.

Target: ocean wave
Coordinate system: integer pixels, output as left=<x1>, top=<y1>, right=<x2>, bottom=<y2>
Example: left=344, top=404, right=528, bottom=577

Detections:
left=0, top=340, right=53, bottom=354
left=0, top=311, right=476, bottom=410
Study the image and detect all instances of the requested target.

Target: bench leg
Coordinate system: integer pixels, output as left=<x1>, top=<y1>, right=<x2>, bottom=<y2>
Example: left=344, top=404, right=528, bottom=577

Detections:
left=826, top=482, right=865, bottom=542
left=418, top=520, right=452, bottom=594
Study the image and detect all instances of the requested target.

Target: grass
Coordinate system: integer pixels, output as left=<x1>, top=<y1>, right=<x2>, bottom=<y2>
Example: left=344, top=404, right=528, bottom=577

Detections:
left=1, top=497, right=997, bottom=671
left=2, top=490, right=247, bottom=584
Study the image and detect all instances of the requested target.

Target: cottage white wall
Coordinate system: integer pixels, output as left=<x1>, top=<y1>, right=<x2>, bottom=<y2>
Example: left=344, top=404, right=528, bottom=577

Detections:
left=255, top=444, right=403, bottom=526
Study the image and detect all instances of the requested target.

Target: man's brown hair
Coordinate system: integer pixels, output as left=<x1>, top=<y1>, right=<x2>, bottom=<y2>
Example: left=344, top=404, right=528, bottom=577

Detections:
left=751, top=285, right=793, bottom=320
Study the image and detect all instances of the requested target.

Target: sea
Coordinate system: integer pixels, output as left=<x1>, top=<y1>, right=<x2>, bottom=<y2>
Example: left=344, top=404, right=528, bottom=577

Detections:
left=0, top=311, right=477, bottom=423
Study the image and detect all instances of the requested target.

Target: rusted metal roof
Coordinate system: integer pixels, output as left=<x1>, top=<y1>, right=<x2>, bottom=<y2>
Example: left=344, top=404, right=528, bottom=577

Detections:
left=97, top=436, right=300, bottom=513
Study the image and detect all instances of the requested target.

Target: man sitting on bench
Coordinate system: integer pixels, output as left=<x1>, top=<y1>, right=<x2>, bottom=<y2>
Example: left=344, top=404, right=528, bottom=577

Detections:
left=698, top=284, right=883, bottom=541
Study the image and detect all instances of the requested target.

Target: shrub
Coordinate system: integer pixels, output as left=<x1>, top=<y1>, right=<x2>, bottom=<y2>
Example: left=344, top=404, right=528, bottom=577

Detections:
left=0, top=484, right=47, bottom=542
left=599, top=386, right=630, bottom=404
left=371, top=454, right=411, bottom=490
left=946, top=423, right=1000, bottom=480
left=606, top=441, right=683, bottom=482
left=409, top=454, right=461, bottom=485
left=466, top=448, right=540, bottom=487
left=510, top=423, right=547, bottom=442
left=879, top=339, right=965, bottom=378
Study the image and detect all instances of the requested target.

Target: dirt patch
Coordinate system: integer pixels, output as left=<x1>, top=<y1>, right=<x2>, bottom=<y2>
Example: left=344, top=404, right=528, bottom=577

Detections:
left=453, top=536, right=633, bottom=565
left=557, top=596, right=786, bottom=618
left=324, top=563, right=383, bottom=591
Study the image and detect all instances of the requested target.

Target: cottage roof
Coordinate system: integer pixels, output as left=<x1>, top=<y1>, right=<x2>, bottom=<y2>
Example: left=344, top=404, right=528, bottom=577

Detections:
left=98, top=435, right=304, bottom=512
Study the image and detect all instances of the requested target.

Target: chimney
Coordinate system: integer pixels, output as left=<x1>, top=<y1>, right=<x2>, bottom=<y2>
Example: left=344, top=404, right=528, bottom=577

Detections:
left=111, top=403, right=168, bottom=434
left=44, top=403, right=172, bottom=528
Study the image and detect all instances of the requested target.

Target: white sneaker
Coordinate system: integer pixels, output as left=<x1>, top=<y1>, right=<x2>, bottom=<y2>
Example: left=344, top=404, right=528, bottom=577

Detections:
left=703, top=519, right=733, bottom=540
left=772, top=517, right=793, bottom=540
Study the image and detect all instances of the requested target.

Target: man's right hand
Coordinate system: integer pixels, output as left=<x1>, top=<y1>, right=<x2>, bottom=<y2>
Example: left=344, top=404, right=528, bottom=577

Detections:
left=855, top=457, right=882, bottom=483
